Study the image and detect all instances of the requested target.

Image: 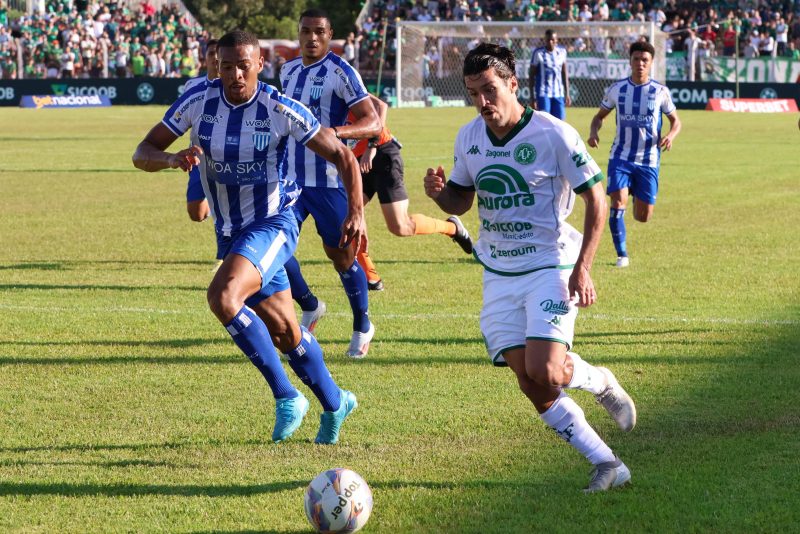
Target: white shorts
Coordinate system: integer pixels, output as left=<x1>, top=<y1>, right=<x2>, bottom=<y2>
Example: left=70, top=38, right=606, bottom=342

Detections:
left=480, top=267, right=578, bottom=366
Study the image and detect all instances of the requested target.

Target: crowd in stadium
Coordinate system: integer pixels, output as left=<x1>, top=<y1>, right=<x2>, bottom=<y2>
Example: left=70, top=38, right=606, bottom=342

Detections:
left=1, top=0, right=799, bottom=79
left=0, top=0, right=210, bottom=79
left=354, top=0, right=800, bottom=73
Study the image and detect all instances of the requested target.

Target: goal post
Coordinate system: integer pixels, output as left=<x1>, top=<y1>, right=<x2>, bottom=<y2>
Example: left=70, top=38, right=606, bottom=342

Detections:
left=395, top=21, right=665, bottom=108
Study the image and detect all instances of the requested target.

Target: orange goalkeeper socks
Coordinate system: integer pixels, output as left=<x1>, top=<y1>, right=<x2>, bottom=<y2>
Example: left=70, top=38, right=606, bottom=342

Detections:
left=357, top=250, right=381, bottom=283
left=410, top=213, right=456, bottom=236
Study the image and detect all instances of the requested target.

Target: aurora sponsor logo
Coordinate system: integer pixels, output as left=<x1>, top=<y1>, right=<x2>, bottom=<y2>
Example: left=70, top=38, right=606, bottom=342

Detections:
left=476, top=164, right=535, bottom=211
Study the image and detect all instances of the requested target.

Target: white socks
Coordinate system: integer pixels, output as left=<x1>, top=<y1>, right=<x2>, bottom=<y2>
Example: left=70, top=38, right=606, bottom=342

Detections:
left=540, top=391, right=615, bottom=465
left=566, top=351, right=607, bottom=395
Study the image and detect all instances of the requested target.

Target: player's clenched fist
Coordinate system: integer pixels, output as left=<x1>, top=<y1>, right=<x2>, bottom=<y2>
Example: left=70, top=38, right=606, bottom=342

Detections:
left=424, top=166, right=447, bottom=199
left=170, top=145, right=203, bottom=171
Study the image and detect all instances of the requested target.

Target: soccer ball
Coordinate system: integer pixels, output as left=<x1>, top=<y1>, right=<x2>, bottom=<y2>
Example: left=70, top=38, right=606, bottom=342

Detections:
left=304, top=468, right=373, bottom=533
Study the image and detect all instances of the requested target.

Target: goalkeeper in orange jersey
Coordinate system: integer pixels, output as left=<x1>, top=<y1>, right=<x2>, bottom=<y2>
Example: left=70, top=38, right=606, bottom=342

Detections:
left=351, top=94, right=473, bottom=290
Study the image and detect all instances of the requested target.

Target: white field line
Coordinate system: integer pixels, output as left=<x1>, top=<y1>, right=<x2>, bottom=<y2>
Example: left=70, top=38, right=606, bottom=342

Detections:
left=0, top=304, right=796, bottom=326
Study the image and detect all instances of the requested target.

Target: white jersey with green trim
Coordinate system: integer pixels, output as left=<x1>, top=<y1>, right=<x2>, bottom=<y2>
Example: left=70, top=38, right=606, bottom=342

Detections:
left=448, top=108, right=603, bottom=275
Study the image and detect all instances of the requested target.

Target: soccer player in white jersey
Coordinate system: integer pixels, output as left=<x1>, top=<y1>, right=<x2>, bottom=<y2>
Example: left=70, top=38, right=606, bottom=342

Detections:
left=132, top=30, right=361, bottom=446
left=529, top=29, right=571, bottom=120
left=588, top=40, right=681, bottom=268
left=424, top=43, right=637, bottom=492
left=280, top=9, right=381, bottom=358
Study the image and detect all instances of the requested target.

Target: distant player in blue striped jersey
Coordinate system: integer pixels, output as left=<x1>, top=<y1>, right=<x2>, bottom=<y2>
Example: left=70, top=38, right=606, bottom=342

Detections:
left=588, top=40, right=681, bottom=267
left=529, top=30, right=571, bottom=120
left=133, top=30, right=361, bottom=445
left=280, top=9, right=381, bottom=358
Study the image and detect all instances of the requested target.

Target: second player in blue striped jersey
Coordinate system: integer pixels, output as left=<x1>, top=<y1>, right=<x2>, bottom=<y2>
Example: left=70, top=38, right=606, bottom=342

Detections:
left=280, top=32, right=374, bottom=188
left=588, top=40, right=681, bottom=268
left=528, top=29, right=571, bottom=120
left=133, top=30, right=363, bottom=444
left=277, top=9, right=382, bottom=359
left=183, top=39, right=222, bottom=271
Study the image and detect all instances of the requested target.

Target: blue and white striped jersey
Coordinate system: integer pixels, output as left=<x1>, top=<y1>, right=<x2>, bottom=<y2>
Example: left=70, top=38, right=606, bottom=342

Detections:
left=162, top=79, right=321, bottom=236
left=280, top=51, right=370, bottom=188
left=531, top=46, right=567, bottom=98
left=182, top=73, right=211, bottom=93
left=601, top=78, right=676, bottom=168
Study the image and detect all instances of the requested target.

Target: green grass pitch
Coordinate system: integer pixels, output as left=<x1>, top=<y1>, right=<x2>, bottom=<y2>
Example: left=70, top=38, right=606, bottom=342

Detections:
left=0, top=105, right=798, bottom=532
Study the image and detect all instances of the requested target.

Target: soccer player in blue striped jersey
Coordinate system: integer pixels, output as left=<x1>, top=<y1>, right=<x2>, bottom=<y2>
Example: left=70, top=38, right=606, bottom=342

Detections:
left=529, top=29, right=570, bottom=120
left=588, top=40, right=681, bottom=267
left=183, top=39, right=223, bottom=271
left=133, top=30, right=361, bottom=445
left=280, top=9, right=381, bottom=358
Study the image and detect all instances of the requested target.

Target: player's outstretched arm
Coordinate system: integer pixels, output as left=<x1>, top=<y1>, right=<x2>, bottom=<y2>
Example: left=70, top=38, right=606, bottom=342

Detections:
left=133, top=123, right=201, bottom=172
left=306, top=127, right=365, bottom=250
left=569, top=182, right=607, bottom=308
left=659, top=111, right=682, bottom=151
left=424, top=166, right=474, bottom=216
left=588, top=107, right=611, bottom=148
left=336, top=97, right=381, bottom=140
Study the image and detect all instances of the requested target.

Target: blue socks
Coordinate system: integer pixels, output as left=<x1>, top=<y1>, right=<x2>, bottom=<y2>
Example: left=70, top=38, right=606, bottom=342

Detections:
left=284, top=256, right=319, bottom=312
left=609, top=208, right=627, bottom=257
left=286, top=327, right=341, bottom=412
left=225, top=306, right=298, bottom=400
left=339, top=261, right=370, bottom=332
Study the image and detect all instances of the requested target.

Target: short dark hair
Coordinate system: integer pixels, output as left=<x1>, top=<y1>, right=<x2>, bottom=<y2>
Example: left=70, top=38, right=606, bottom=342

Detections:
left=300, top=8, right=330, bottom=24
left=629, top=40, right=655, bottom=57
left=206, top=38, right=218, bottom=49
left=545, top=29, right=556, bottom=39
left=218, top=30, right=259, bottom=50
left=463, top=42, right=516, bottom=81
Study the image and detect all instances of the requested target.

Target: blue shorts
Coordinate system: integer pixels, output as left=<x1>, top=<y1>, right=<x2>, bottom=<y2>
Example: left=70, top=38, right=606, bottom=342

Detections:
left=607, top=159, right=659, bottom=205
left=536, top=96, right=566, bottom=120
left=216, top=209, right=298, bottom=305
left=293, top=186, right=348, bottom=248
left=186, top=167, right=205, bottom=202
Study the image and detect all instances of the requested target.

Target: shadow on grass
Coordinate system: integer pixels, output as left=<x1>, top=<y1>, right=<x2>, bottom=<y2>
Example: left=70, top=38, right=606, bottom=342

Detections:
left=1, top=338, right=227, bottom=348
left=0, top=260, right=213, bottom=270
left=0, top=283, right=205, bottom=292
left=0, top=167, right=134, bottom=173
left=0, top=355, right=240, bottom=366
left=0, top=477, right=541, bottom=498
left=0, top=480, right=307, bottom=497
left=0, top=459, right=178, bottom=468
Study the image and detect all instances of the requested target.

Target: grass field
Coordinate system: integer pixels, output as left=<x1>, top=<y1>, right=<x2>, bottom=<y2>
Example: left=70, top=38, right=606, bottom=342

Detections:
left=0, top=104, right=799, bottom=533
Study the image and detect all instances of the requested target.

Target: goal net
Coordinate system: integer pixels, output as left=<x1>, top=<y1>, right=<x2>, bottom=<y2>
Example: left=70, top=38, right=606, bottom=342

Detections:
left=394, top=21, right=665, bottom=108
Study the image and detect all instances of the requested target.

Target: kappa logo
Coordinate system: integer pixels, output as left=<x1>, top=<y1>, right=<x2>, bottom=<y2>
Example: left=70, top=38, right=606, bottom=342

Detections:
left=467, top=145, right=481, bottom=155
left=476, top=164, right=535, bottom=211
left=513, top=143, right=536, bottom=165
